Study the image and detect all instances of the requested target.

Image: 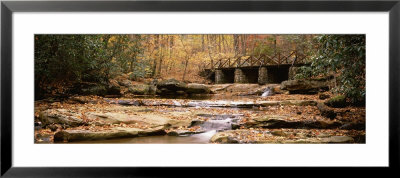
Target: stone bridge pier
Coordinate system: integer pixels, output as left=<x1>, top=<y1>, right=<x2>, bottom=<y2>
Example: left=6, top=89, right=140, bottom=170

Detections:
left=213, top=64, right=302, bottom=84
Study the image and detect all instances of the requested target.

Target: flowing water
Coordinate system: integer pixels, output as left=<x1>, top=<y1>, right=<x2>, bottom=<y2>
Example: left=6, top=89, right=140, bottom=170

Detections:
left=73, top=106, right=244, bottom=144
left=64, top=94, right=262, bottom=144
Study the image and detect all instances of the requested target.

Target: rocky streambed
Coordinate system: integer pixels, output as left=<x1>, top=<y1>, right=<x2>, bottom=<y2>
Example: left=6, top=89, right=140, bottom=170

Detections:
left=34, top=93, right=365, bottom=144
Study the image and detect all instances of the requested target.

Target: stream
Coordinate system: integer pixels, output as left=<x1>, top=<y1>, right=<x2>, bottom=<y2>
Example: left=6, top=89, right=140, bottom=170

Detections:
left=73, top=110, right=243, bottom=144
left=56, top=91, right=271, bottom=144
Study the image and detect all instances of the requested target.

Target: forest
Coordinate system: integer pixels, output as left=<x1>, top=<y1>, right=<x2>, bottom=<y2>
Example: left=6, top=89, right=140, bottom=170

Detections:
left=34, top=34, right=366, bottom=144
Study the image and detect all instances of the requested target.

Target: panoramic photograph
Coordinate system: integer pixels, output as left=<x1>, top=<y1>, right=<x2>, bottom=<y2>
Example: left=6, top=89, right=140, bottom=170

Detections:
left=34, top=34, right=366, bottom=144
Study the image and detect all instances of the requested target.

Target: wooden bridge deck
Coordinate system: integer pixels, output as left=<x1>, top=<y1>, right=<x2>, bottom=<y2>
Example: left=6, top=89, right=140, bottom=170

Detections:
left=204, top=51, right=307, bottom=70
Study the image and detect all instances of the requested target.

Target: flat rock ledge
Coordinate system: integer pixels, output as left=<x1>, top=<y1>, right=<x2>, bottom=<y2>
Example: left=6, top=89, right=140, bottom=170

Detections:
left=210, top=130, right=356, bottom=144
left=54, top=126, right=166, bottom=142
left=167, top=129, right=206, bottom=136
left=234, top=115, right=341, bottom=129
left=108, top=99, right=318, bottom=108
left=234, top=115, right=364, bottom=130
left=39, top=108, right=193, bottom=129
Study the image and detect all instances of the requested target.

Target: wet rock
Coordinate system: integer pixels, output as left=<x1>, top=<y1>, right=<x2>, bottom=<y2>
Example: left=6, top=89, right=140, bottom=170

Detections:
left=280, top=79, right=331, bottom=94
left=130, top=100, right=316, bottom=108
left=210, top=132, right=239, bottom=143
left=34, top=122, right=42, bottom=130
left=240, top=84, right=280, bottom=96
left=325, top=95, right=347, bottom=108
left=231, top=123, right=241, bottom=130
left=117, top=100, right=144, bottom=106
left=317, top=102, right=337, bottom=119
left=167, top=129, right=205, bottom=136
left=54, top=126, right=166, bottom=142
left=190, top=119, right=205, bottom=127
left=39, top=109, right=85, bottom=128
left=261, top=87, right=275, bottom=97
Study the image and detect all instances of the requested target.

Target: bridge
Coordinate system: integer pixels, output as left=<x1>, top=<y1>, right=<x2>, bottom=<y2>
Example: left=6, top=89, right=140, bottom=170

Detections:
left=202, top=51, right=309, bottom=84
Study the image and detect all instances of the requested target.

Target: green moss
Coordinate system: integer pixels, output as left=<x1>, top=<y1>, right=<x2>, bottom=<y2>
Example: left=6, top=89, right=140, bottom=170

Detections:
left=324, top=95, right=347, bottom=108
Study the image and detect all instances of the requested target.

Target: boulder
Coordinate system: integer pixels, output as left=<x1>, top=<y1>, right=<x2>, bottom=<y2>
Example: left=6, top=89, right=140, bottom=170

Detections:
left=325, top=95, right=347, bottom=108
left=186, top=83, right=211, bottom=94
left=156, top=79, right=188, bottom=95
left=128, top=84, right=152, bottom=95
left=118, top=80, right=133, bottom=87
left=69, top=82, right=120, bottom=96
left=210, top=132, right=239, bottom=143
left=280, top=79, right=331, bottom=94
left=81, top=85, right=108, bottom=96
left=39, top=109, right=85, bottom=128
left=69, top=96, right=93, bottom=104
left=106, top=85, right=121, bottom=95
left=288, top=66, right=300, bottom=80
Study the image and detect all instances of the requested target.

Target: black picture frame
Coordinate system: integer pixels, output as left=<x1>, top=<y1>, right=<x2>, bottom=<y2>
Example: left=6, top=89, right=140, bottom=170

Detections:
left=1, top=0, right=399, bottom=177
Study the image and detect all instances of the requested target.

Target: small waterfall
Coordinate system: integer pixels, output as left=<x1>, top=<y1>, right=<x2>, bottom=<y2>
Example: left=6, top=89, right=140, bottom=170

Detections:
left=261, top=87, right=274, bottom=97
left=261, top=90, right=270, bottom=97
left=201, top=118, right=232, bottom=131
left=198, top=114, right=241, bottom=132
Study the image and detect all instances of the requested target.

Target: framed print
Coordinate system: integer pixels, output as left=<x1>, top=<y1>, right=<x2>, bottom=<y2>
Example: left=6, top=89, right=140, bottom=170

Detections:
left=1, top=0, right=399, bottom=177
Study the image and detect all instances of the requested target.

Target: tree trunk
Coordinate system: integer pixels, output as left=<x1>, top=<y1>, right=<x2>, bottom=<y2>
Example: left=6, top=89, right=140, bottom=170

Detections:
left=158, top=35, right=163, bottom=78
left=182, top=57, right=189, bottom=81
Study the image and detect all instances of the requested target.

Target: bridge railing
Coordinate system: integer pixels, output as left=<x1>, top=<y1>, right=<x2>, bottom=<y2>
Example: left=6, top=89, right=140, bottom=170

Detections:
left=205, top=51, right=308, bottom=69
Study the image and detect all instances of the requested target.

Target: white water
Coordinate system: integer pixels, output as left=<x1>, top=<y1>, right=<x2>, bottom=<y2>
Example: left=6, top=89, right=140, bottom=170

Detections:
left=261, top=87, right=273, bottom=97
left=73, top=114, right=240, bottom=144
left=261, top=90, right=270, bottom=97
